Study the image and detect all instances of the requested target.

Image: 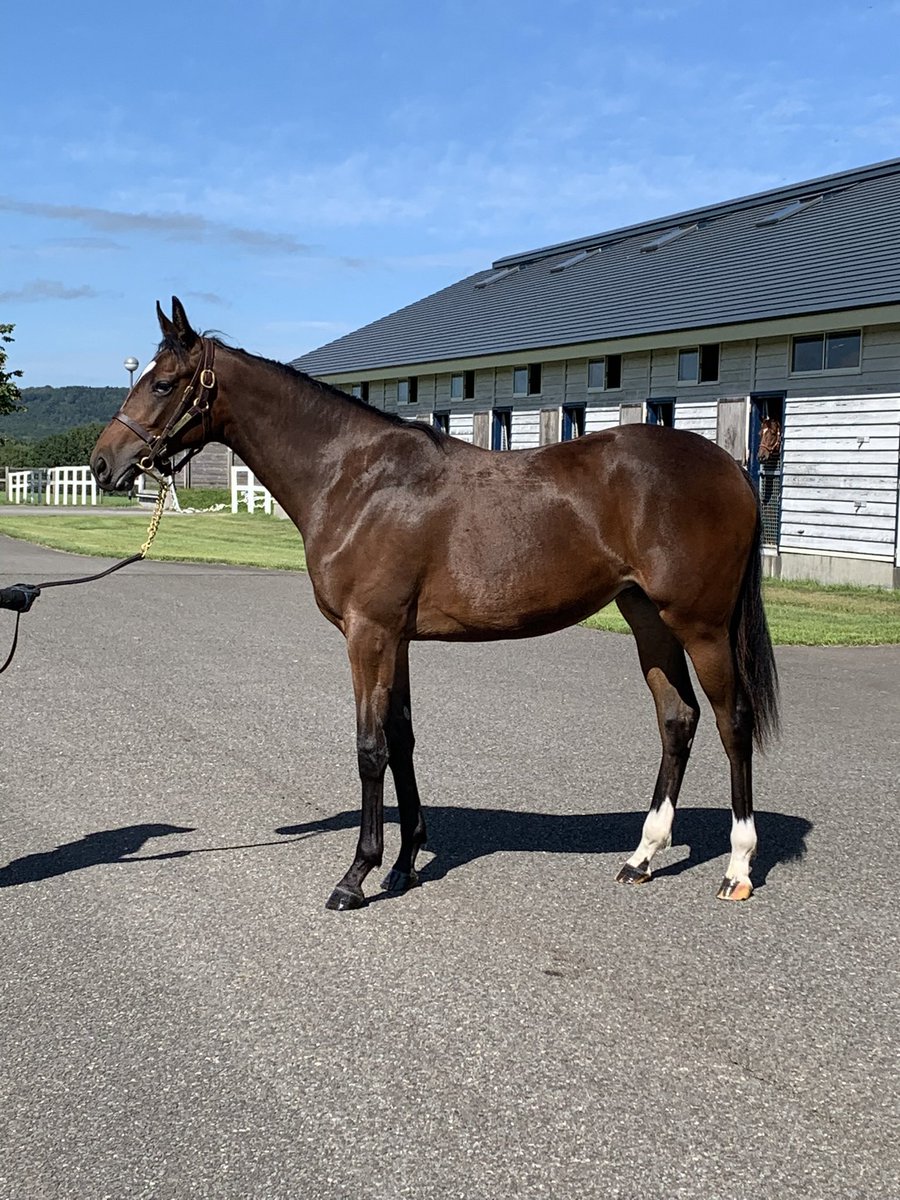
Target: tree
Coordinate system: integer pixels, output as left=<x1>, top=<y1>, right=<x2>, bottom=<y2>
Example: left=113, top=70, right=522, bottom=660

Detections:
left=1, top=324, right=24, bottom=420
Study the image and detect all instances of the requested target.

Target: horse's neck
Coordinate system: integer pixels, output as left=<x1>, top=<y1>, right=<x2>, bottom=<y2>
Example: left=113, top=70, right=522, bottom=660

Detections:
left=217, top=355, right=382, bottom=536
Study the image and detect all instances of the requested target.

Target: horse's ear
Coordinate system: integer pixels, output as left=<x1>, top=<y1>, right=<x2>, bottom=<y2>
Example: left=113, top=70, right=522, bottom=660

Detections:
left=170, top=296, right=198, bottom=350
left=157, top=300, right=176, bottom=341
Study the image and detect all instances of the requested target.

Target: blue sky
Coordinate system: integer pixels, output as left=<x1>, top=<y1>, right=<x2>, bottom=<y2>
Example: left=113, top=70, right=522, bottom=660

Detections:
left=4, top=0, right=900, bottom=386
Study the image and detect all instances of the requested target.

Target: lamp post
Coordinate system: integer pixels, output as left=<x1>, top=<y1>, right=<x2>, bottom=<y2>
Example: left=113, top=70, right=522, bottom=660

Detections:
left=124, top=356, right=139, bottom=389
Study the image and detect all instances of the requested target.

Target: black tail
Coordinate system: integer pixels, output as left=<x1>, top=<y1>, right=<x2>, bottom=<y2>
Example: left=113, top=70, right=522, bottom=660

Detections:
left=732, top=507, right=780, bottom=750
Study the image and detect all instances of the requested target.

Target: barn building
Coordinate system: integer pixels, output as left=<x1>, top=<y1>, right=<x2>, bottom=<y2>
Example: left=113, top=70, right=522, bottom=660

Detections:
left=291, top=157, right=900, bottom=589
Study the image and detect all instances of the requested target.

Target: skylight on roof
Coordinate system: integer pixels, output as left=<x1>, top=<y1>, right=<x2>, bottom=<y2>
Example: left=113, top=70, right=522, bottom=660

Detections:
left=640, top=223, right=698, bottom=253
left=474, top=265, right=520, bottom=289
left=756, top=194, right=823, bottom=226
left=550, top=247, right=601, bottom=273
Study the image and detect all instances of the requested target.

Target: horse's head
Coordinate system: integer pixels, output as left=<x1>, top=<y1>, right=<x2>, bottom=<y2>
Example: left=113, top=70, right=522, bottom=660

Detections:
left=91, top=297, right=217, bottom=492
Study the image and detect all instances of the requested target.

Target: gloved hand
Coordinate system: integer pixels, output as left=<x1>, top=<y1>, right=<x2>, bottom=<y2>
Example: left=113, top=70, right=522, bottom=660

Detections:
left=0, top=585, right=41, bottom=612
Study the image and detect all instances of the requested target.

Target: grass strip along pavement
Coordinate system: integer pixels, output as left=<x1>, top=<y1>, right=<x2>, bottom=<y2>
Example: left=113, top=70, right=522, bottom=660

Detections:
left=1, top=510, right=898, bottom=646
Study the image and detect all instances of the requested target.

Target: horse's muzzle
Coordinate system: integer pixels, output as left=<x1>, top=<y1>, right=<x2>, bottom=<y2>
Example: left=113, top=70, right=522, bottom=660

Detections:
left=90, top=451, right=137, bottom=494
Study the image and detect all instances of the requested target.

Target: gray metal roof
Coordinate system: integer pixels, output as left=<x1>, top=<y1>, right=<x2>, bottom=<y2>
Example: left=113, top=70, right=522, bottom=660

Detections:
left=292, top=158, right=900, bottom=377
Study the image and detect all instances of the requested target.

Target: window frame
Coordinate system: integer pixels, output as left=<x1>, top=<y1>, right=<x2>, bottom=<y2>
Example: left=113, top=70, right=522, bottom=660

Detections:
left=396, top=376, right=418, bottom=405
left=790, top=330, right=862, bottom=376
left=677, top=344, right=719, bottom=385
left=513, top=363, right=542, bottom=397
left=586, top=354, right=622, bottom=391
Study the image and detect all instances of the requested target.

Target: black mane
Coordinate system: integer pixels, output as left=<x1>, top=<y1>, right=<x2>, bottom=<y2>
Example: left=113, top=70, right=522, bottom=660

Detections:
left=158, top=333, right=446, bottom=448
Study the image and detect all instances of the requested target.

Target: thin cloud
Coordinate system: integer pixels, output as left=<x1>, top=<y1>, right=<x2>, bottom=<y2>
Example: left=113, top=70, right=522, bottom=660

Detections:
left=0, top=279, right=105, bottom=302
left=0, top=196, right=316, bottom=256
left=185, top=290, right=231, bottom=307
left=43, top=235, right=127, bottom=252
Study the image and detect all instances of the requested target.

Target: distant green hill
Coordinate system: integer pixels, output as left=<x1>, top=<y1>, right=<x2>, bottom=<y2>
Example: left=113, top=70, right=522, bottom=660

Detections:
left=0, top=385, right=127, bottom=441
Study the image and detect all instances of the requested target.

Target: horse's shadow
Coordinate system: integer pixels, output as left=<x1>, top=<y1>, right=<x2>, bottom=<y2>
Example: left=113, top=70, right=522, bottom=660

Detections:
left=0, top=806, right=811, bottom=891
left=277, top=804, right=812, bottom=891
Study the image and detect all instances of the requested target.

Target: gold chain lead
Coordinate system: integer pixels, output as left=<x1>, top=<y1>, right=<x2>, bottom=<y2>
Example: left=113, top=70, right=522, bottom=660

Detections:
left=140, top=481, right=169, bottom=557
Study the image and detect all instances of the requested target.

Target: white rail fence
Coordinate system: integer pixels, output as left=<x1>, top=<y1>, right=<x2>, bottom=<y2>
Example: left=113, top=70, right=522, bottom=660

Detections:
left=230, top=465, right=273, bottom=514
left=5, top=465, right=99, bottom=506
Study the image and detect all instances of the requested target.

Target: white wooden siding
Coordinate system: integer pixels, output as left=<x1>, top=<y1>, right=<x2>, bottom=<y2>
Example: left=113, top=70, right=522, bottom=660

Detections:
left=584, top=404, right=621, bottom=434
left=449, top=413, right=475, bottom=443
left=511, top=409, right=540, bottom=449
left=673, top=400, right=718, bottom=440
left=780, top=394, right=900, bottom=560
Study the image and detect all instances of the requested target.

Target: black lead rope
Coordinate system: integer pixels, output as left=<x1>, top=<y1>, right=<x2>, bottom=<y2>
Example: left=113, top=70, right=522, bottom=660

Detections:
left=0, top=481, right=169, bottom=675
left=0, top=553, right=144, bottom=675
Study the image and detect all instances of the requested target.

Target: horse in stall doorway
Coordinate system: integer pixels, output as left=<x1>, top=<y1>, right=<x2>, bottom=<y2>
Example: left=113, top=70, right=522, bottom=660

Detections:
left=91, top=299, right=779, bottom=910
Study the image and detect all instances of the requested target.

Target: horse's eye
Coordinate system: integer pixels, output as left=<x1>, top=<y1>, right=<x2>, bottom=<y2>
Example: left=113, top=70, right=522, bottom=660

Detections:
left=152, top=379, right=174, bottom=396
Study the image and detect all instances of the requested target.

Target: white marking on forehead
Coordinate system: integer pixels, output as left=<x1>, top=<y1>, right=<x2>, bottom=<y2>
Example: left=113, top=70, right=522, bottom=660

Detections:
left=138, top=359, right=157, bottom=381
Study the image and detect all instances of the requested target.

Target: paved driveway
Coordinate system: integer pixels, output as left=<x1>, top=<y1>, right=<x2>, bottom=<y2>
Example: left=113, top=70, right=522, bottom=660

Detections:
left=1, top=534, right=898, bottom=1200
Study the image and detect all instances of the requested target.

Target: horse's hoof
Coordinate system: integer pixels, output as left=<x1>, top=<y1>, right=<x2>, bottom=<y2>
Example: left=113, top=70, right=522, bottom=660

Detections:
left=325, top=886, right=367, bottom=911
left=381, top=868, right=419, bottom=894
left=616, top=863, right=652, bottom=886
left=716, top=876, right=753, bottom=902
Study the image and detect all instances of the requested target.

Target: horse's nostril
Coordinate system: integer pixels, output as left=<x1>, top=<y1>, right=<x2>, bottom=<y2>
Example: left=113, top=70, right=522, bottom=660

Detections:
left=93, top=455, right=108, bottom=481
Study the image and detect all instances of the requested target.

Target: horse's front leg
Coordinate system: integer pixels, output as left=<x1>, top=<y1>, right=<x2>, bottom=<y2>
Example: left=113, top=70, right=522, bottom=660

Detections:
left=325, top=618, right=399, bottom=911
left=381, top=640, right=427, bottom=895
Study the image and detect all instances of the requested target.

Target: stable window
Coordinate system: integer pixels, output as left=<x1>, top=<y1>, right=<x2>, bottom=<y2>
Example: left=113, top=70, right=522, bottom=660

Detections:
left=464, top=369, right=475, bottom=399
left=678, top=344, right=719, bottom=384
left=397, top=377, right=418, bottom=404
left=587, top=355, right=622, bottom=390
left=791, top=330, right=861, bottom=373
left=513, top=364, right=542, bottom=396
left=450, top=374, right=464, bottom=400
left=350, top=382, right=369, bottom=403
left=433, top=411, right=450, bottom=434
left=492, top=408, right=512, bottom=450
left=562, top=404, right=586, bottom=440
left=646, top=399, right=674, bottom=427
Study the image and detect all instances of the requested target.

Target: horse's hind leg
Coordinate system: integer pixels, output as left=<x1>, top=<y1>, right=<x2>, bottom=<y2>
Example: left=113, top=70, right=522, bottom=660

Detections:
left=381, top=641, right=428, bottom=895
left=614, top=589, right=700, bottom=886
left=326, top=618, right=399, bottom=911
left=682, top=630, right=756, bottom=901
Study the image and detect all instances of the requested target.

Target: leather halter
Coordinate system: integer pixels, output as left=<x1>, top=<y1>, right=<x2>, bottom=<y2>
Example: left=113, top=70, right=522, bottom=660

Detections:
left=112, top=337, right=217, bottom=479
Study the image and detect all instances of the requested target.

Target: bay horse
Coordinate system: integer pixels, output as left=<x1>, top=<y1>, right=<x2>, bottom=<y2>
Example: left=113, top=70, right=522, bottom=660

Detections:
left=91, top=298, right=779, bottom=910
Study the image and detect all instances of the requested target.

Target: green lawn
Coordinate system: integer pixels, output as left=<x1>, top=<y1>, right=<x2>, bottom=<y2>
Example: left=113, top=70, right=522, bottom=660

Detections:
left=584, top=580, right=900, bottom=646
left=0, top=511, right=307, bottom=571
left=1, top=510, right=898, bottom=645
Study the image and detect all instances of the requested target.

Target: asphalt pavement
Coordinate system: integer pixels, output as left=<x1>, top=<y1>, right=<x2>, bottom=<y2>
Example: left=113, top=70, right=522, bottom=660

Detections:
left=1, top=533, right=898, bottom=1200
